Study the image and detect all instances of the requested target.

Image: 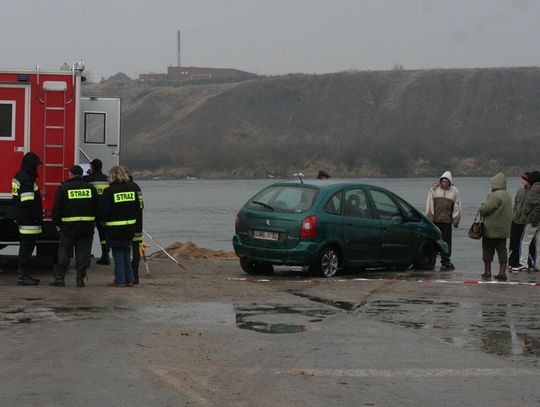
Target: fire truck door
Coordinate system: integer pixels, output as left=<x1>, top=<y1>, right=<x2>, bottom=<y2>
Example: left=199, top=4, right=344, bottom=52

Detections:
left=79, top=97, right=120, bottom=174
left=0, top=85, right=28, bottom=198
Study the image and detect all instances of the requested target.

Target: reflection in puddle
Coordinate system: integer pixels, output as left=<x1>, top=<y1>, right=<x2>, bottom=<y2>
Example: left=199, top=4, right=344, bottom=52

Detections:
left=361, top=298, right=540, bottom=359
left=235, top=304, right=336, bottom=334
left=288, top=291, right=358, bottom=311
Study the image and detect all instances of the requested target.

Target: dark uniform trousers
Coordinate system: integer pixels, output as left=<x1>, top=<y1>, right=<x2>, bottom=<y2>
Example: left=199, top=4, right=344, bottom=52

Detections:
left=435, top=222, right=452, bottom=265
left=54, top=232, right=94, bottom=282
left=18, top=234, right=39, bottom=274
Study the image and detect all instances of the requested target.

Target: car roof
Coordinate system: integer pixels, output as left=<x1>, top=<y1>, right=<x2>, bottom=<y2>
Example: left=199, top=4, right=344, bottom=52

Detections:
left=270, top=179, right=390, bottom=192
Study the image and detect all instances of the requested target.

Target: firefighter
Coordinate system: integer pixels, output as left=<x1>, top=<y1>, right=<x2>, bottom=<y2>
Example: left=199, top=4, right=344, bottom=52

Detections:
left=102, top=166, right=141, bottom=287
left=12, top=152, right=43, bottom=286
left=50, top=166, right=99, bottom=287
left=84, top=158, right=110, bottom=265
left=127, top=170, right=144, bottom=285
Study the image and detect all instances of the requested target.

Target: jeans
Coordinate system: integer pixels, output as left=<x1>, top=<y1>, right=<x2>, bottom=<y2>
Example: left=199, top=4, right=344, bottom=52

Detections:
left=110, top=241, right=134, bottom=284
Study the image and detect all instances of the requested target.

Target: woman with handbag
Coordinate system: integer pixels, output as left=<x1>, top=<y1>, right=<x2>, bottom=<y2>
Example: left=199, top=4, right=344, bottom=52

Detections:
left=478, top=173, right=513, bottom=281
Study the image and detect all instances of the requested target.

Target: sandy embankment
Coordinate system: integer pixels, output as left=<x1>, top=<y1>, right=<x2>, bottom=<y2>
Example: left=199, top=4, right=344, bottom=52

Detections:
left=149, top=241, right=237, bottom=261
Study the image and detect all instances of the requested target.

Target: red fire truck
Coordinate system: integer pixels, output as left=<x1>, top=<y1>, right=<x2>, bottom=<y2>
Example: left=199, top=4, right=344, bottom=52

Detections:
left=0, top=63, right=120, bottom=258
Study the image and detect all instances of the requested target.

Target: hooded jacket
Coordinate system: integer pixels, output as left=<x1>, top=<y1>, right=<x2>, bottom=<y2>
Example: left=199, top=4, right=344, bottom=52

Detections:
left=425, top=171, right=462, bottom=225
left=478, top=173, right=512, bottom=238
left=522, top=171, right=540, bottom=227
left=12, top=152, right=43, bottom=233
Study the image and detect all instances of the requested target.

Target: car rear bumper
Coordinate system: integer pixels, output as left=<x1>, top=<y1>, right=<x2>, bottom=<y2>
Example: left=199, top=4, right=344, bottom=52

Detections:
left=232, top=235, right=320, bottom=265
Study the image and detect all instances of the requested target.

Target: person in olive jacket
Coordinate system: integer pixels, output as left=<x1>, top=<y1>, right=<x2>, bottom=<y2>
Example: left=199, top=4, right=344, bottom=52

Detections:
left=102, top=166, right=141, bottom=287
left=478, top=173, right=513, bottom=281
left=50, top=166, right=99, bottom=287
left=12, top=152, right=43, bottom=286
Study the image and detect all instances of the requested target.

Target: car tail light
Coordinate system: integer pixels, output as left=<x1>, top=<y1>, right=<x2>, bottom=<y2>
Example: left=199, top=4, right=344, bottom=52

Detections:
left=235, top=212, right=241, bottom=234
left=300, top=215, right=317, bottom=239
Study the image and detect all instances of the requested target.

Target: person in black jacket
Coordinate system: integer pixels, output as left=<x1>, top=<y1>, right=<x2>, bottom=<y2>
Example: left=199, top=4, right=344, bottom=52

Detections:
left=84, top=158, right=111, bottom=265
left=12, top=152, right=43, bottom=286
left=102, top=166, right=141, bottom=287
left=127, top=170, right=144, bottom=285
left=50, top=166, right=99, bottom=287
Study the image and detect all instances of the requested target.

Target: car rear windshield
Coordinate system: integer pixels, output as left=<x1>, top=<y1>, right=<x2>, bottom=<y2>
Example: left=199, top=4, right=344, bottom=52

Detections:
left=246, top=185, right=319, bottom=213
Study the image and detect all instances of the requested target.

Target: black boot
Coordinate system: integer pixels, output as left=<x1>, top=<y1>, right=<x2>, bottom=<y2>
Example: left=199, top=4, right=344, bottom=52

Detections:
left=17, top=274, right=39, bottom=286
left=481, top=262, right=491, bottom=280
left=76, top=270, right=87, bottom=287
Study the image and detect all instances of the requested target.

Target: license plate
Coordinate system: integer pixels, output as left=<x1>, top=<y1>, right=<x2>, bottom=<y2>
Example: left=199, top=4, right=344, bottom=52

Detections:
left=252, top=230, right=279, bottom=241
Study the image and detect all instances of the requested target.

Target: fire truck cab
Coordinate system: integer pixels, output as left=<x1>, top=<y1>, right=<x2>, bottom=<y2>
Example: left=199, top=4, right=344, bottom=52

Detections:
left=0, top=63, right=120, bottom=257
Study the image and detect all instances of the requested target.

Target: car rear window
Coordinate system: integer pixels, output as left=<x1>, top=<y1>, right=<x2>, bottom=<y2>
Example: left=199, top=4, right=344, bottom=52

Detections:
left=246, top=185, right=319, bottom=213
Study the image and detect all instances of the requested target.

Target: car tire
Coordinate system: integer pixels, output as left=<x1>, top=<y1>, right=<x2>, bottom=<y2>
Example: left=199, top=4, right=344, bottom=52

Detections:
left=413, top=240, right=436, bottom=270
left=310, top=246, right=340, bottom=278
left=239, top=258, right=274, bottom=275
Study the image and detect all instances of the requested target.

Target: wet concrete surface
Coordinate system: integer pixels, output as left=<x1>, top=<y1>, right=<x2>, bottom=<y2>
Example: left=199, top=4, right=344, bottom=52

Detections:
left=1, top=259, right=540, bottom=406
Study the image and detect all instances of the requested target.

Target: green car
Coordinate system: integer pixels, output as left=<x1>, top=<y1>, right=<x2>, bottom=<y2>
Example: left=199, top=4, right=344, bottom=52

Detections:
left=233, top=180, right=449, bottom=277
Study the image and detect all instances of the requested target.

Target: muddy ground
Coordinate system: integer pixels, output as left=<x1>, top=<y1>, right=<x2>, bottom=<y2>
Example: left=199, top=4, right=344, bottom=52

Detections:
left=1, top=257, right=540, bottom=406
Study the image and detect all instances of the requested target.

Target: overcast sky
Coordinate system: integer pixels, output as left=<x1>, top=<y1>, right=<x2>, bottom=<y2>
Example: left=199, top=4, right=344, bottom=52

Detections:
left=2, top=0, right=540, bottom=80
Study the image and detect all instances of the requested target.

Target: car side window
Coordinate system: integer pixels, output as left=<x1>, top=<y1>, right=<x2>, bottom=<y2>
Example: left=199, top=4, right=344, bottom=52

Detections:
left=325, top=192, right=342, bottom=214
left=370, top=190, right=402, bottom=221
left=396, top=196, right=421, bottom=222
left=343, top=189, right=373, bottom=218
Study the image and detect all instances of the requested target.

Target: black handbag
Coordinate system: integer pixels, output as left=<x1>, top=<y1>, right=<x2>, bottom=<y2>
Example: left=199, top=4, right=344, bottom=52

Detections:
left=468, top=212, right=483, bottom=240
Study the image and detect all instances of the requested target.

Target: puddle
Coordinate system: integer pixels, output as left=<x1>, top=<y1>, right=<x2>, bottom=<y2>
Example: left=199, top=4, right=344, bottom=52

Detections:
left=288, top=291, right=358, bottom=311
left=235, top=304, right=337, bottom=334
left=360, top=298, right=540, bottom=359
left=0, top=305, right=128, bottom=326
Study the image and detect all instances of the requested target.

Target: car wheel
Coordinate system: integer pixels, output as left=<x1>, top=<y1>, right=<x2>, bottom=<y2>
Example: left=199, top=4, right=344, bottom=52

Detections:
left=413, top=240, right=436, bottom=270
left=239, top=258, right=274, bottom=275
left=311, top=247, right=340, bottom=278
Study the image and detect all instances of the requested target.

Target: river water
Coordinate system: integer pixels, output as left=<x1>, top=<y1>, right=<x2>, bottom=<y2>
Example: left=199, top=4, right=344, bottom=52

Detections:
left=139, top=177, right=523, bottom=270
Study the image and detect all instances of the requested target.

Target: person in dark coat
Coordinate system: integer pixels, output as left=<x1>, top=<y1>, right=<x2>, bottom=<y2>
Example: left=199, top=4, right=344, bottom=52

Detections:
left=50, top=166, right=99, bottom=287
left=126, top=170, right=144, bottom=285
left=508, top=172, right=535, bottom=269
left=317, top=170, right=330, bottom=180
left=102, top=166, right=141, bottom=287
left=513, top=171, right=540, bottom=272
left=84, top=158, right=110, bottom=265
left=12, top=152, right=43, bottom=286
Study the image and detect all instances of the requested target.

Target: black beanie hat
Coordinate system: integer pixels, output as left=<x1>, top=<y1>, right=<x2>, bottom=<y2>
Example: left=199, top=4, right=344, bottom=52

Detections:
left=70, top=165, right=84, bottom=176
left=90, top=159, right=103, bottom=171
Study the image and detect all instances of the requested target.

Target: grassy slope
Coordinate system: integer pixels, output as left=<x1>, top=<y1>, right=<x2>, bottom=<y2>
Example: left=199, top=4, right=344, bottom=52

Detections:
left=83, top=68, right=540, bottom=178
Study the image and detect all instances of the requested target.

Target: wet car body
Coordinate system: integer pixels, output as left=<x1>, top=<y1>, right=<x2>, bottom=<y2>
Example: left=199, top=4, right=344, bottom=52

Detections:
left=233, top=180, right=449, bottom=277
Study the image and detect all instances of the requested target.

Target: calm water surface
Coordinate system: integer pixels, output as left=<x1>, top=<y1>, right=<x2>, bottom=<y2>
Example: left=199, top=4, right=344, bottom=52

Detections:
left=139, top=177, right=522, bottom=270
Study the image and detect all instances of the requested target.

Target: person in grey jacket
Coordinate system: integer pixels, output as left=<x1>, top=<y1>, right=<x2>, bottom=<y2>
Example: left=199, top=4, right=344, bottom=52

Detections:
left=513, top=171, right=540, bottom=272
left=478, top=173, right=513, bottom=281
left=508, top=172, right=534, bottom=269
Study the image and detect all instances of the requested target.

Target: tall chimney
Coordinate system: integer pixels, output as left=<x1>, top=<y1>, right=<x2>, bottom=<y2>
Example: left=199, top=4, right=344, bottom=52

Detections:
left=177, top=30, right=181, bottom=67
